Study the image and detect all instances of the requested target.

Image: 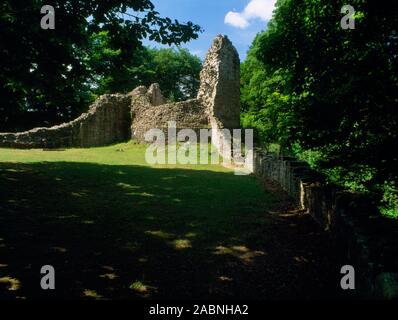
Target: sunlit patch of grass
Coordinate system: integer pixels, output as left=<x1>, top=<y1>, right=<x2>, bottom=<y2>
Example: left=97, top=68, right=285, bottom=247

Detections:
left=81, top=220, right=95, bottom=224
left=127, top=191, right=155, bottom=197
left=145, top=230, right=174, bottom=239
left=129, top=280, right=157, bottom=297
left=213, top=245, right=266, bottom=264
left=0, top=276, right=21, bottom=291
left=5, top=168, right=25, bottom=173
left=214, top=245, right=240, bottom=255
left=102, top=266, right=115, bottom=272
left=218, top=276, right=233, bottom=282
left=0, top=142, right=230, bottom=172
left=99, top=273, right=118, bottom=280
left=231, top=245, right=249, bottom=253
left=171, top=239, right=192, bottom=250
left=293, top=256, right=309, bottom=264
left=129, top=281, right=148, bottom=293
left=51, top=246, right=67, bottom=253
left=57, top=214, right=79, bottom=220
left=117, top=182, right=139, bottom=190
left=184, top=232, right=197, bottom=238
left=82, top=289, right=103, bottom=299
left=71, top=192, right=85, bottom=197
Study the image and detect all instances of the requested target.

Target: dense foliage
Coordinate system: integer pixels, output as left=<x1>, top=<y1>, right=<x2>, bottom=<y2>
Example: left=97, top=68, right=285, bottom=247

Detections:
left=143, top=47, right=202, bottom=101
left=241, top=0, right=398, bottom=217
left=88, top=32, right=202, bottom=101
left=0, top=0, right=201, bottom=131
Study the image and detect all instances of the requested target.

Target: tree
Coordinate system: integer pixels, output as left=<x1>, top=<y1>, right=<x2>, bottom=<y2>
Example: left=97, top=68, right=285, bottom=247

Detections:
left=87, top=31, right=202, bottom=101
left=145, top=47, right=202, bottom=101
left=242, top=0, right=398, bottom=215
left=0, top=0, right=201, bottom=131
left=241, top=34, right=292, bottom=149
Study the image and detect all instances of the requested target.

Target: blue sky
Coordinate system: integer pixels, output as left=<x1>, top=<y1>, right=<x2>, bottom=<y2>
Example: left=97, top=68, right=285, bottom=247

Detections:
left=143, top=0, right=276, bottom=61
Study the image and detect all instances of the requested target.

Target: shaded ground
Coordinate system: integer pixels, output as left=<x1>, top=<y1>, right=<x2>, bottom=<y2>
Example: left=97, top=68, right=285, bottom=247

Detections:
left=0, top=145, right=342, bottom=300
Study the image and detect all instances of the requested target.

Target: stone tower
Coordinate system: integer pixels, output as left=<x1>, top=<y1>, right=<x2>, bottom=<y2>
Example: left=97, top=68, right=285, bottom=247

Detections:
left=197, top=35, right=241, bottom=129
left=0, top=35, right=242, bottom=149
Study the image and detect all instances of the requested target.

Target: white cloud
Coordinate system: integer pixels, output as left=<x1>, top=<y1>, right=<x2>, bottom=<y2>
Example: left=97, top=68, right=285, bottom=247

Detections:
left=224, top=0, right=276, bottom=29
left=225, top=11, right=249, bottom=29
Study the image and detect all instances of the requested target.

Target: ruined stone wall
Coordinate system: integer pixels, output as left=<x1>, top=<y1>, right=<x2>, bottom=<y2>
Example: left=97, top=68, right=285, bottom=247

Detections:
left=130, top=85, right=208, bottom=143
left=0, top=94, right=131, bottom=148
left=197, top=35, right=241, bottom=160
left=129, top=35, right=241, bottom=146
left=0, top=35, right=241, bottom=150
left=197, top=35, right=240, bottom=129
left=253, top=149, right=398, bottom=299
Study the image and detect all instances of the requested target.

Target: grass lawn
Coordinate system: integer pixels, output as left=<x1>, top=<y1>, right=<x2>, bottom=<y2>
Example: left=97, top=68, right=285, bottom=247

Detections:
left=0, top=142, right=340, bottom=300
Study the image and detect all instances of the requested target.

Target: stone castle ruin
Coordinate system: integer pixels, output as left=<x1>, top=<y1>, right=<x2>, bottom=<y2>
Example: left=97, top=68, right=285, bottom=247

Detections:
left=0, top=35, right=241, bottom=155
left=2, top=35, right=397, bottom=298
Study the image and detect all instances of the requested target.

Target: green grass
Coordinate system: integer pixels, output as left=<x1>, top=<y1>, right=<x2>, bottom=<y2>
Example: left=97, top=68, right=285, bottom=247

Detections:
left=0, top=141, right=222, bottom=169
left=0, top=142, right=339, bottom=300
left=0, top=142, right=276, bottom=299
left=0, top=142, right=266, bottom=221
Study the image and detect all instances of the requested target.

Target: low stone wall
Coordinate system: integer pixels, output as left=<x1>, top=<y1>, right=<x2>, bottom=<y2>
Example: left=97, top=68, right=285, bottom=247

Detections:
left=130, top=86, right=209, bottom=143
left=253, top=149, right=398, bottom=299
left=0, top=94, right=131, bottom=149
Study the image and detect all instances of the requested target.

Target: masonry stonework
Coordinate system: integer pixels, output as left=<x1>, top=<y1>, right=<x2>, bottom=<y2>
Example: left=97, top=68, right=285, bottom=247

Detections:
left=0, top=94, right=131, bottom=149
left=0, top=35, right=241, bottom=150
left=198, top=35, right=240, bottom=129
left=253, top=150, right=398, bottom=299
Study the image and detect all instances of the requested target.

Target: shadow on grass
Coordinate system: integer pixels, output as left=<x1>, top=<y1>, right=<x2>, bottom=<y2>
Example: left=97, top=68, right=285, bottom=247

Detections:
left=0, top=162, right=341, bottom=300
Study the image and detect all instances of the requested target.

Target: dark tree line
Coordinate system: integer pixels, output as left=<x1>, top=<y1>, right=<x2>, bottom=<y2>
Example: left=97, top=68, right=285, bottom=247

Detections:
left=0, top=0, right=201, bottom=131
left=241, top=0, right=398, bottom=217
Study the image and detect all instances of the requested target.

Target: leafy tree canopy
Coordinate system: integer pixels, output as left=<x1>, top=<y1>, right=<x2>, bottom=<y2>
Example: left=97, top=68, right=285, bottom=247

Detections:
left=89, top=32, right=202, bottom=102
left=0, top=0, right=201, bottom=130
left=241, top=0, right=397, bottom=215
